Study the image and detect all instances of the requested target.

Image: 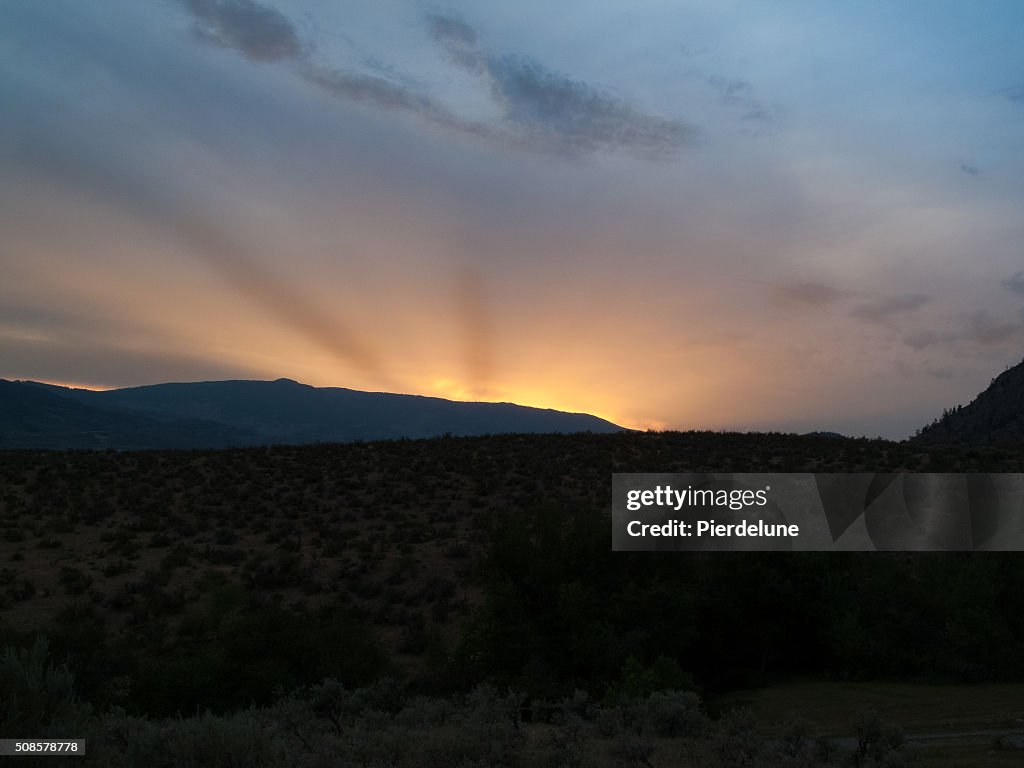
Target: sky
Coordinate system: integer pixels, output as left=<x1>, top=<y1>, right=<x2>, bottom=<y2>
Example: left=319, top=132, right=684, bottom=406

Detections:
left=3, top=0, right=1024, bottom=438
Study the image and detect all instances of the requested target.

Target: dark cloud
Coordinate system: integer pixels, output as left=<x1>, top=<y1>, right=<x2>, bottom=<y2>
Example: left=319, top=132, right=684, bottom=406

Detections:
left=851, top=293, right=929, bottom=322
left=965, top=310, right=1019, bottom=345
left=183, top=0, right=302, bottom=62
left=707, top=75, right=752, bottom=102
left=428, top=13, right=477, bottom=47
left=484, top=55, right=693, bottom=157
left=428, top=13, right=694, bottom=158
left=181, top=0, right=460, bottom=133
left=299, top=63, right=498, bottom=142
left=302, top=65, right=443, bottom=117
left=901, top=312, right=1021, bottom=350
left=1000, top=271, right=1024, bottom=294
left=1002, top=85, right=1024, bottom=104
left=427, top=13, right=483, bottom=72
left=901, top=329, right=950, bottom=350
left=774, top=281, right=845, bottom=306
left=706, top=74, right=772, bottom=122
left=175, top=4, right=691, bottom=159
left=960, top=163, right=980, bottom=176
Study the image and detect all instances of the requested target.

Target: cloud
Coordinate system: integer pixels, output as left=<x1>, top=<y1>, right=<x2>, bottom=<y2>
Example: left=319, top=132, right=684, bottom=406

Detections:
left=705, top=74, right=773, bottom=122
left=427, top=13, right=694, bottom=158
left=964, top=310, right=1019, bottom=345
left=484, top=55, right=693, bottom=157
left=1000, top=271, right=1024, bottom=295
left=901, top=311, right=1021, bottom=350
left=427, top=13, right=483, bottom=71
left=176, top=3, right=692, bottom=159
left=176, top=2, right=499, bottom=149
left=183, top=0, right=302, bottom=62
left=960, top=163, right=980, bottom=176
left=299, top=64, right=499, bottom=142
left=1002, top=85, right=1024, bottom=104
left=773, top=281, right=845, bottom=306
left=302, top=66, right=444, bottom=118
left=851, top=293, right=929, bottom=322
left=901, top=329, right=950, bottom=350
left=180, top=0, right=468, bottom=128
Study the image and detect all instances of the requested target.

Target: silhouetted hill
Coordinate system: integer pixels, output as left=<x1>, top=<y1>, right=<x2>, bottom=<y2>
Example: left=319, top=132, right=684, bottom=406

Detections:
left=3, top=378, right=626, bottom=448
left=0, top=380, right=258, bottom=449
left=914, top=358, right=1024, bottom=444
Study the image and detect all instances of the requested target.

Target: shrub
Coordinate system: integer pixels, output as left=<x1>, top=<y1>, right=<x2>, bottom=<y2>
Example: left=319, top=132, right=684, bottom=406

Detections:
left=0, top=638, right=89, bottom=737
left=854, top=711, right=910, bottom=767
left=95, top=709, right=290, bottom=768
left=641, top=689, right=707, bottom=738
left=58, top=566, right=93, bottom=596
left=709, top=707, right=764, bottom=767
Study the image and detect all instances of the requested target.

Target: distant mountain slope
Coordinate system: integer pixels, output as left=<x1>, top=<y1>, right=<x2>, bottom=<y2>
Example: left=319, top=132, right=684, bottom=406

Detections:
left=0, top=380, right=259, bottom=449
left=913, top=359, right=1024, bottom=444
left=3, top=378, right=626, bottom=449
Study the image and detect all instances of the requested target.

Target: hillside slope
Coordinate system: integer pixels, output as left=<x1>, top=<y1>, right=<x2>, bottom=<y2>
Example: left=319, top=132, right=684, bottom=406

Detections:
left=0, top=380, right=258, bottom=449
left=4, top=378, right=626, bottom=448
left=914, top=359, right=1024, bottom=444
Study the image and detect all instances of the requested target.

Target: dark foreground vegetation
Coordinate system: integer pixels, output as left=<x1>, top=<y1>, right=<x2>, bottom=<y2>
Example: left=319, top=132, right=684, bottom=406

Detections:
left=2, top=431, right=1023, bottom=765
left=5, top=638, right=947, bottom=768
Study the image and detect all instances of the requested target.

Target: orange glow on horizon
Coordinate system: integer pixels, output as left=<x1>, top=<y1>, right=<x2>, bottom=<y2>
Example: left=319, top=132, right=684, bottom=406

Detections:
left=420, top=377, right=656, bottom=430
left=12, top=378, right=115, bottom=392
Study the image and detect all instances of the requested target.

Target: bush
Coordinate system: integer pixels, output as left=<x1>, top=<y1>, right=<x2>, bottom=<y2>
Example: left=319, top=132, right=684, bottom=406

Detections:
left=58, top=566, right=93, bottom=596
left=854, top=711, right=911, bottom=767
left=604, top=655, right=696, bottom=706
left=94, top=709, right=290, bottom=768
left=0, top=638, right=89, bottom=737
left=641, top=689, right=707, bottom=738
left=709, top=707, right=765, bottom=767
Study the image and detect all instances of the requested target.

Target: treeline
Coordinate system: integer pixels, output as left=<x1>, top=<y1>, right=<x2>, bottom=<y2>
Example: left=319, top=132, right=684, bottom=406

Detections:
left=460, top=504, right=1024, bottom=698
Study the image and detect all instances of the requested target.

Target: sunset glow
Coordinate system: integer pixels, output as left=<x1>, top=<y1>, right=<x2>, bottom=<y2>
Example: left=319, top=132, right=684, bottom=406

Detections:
left=4, top=1, right=1024, bottom=438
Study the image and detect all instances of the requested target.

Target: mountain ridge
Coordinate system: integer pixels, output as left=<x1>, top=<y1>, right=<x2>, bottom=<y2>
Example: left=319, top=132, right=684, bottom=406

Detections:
left=1, top=377, right=627, bottom=449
